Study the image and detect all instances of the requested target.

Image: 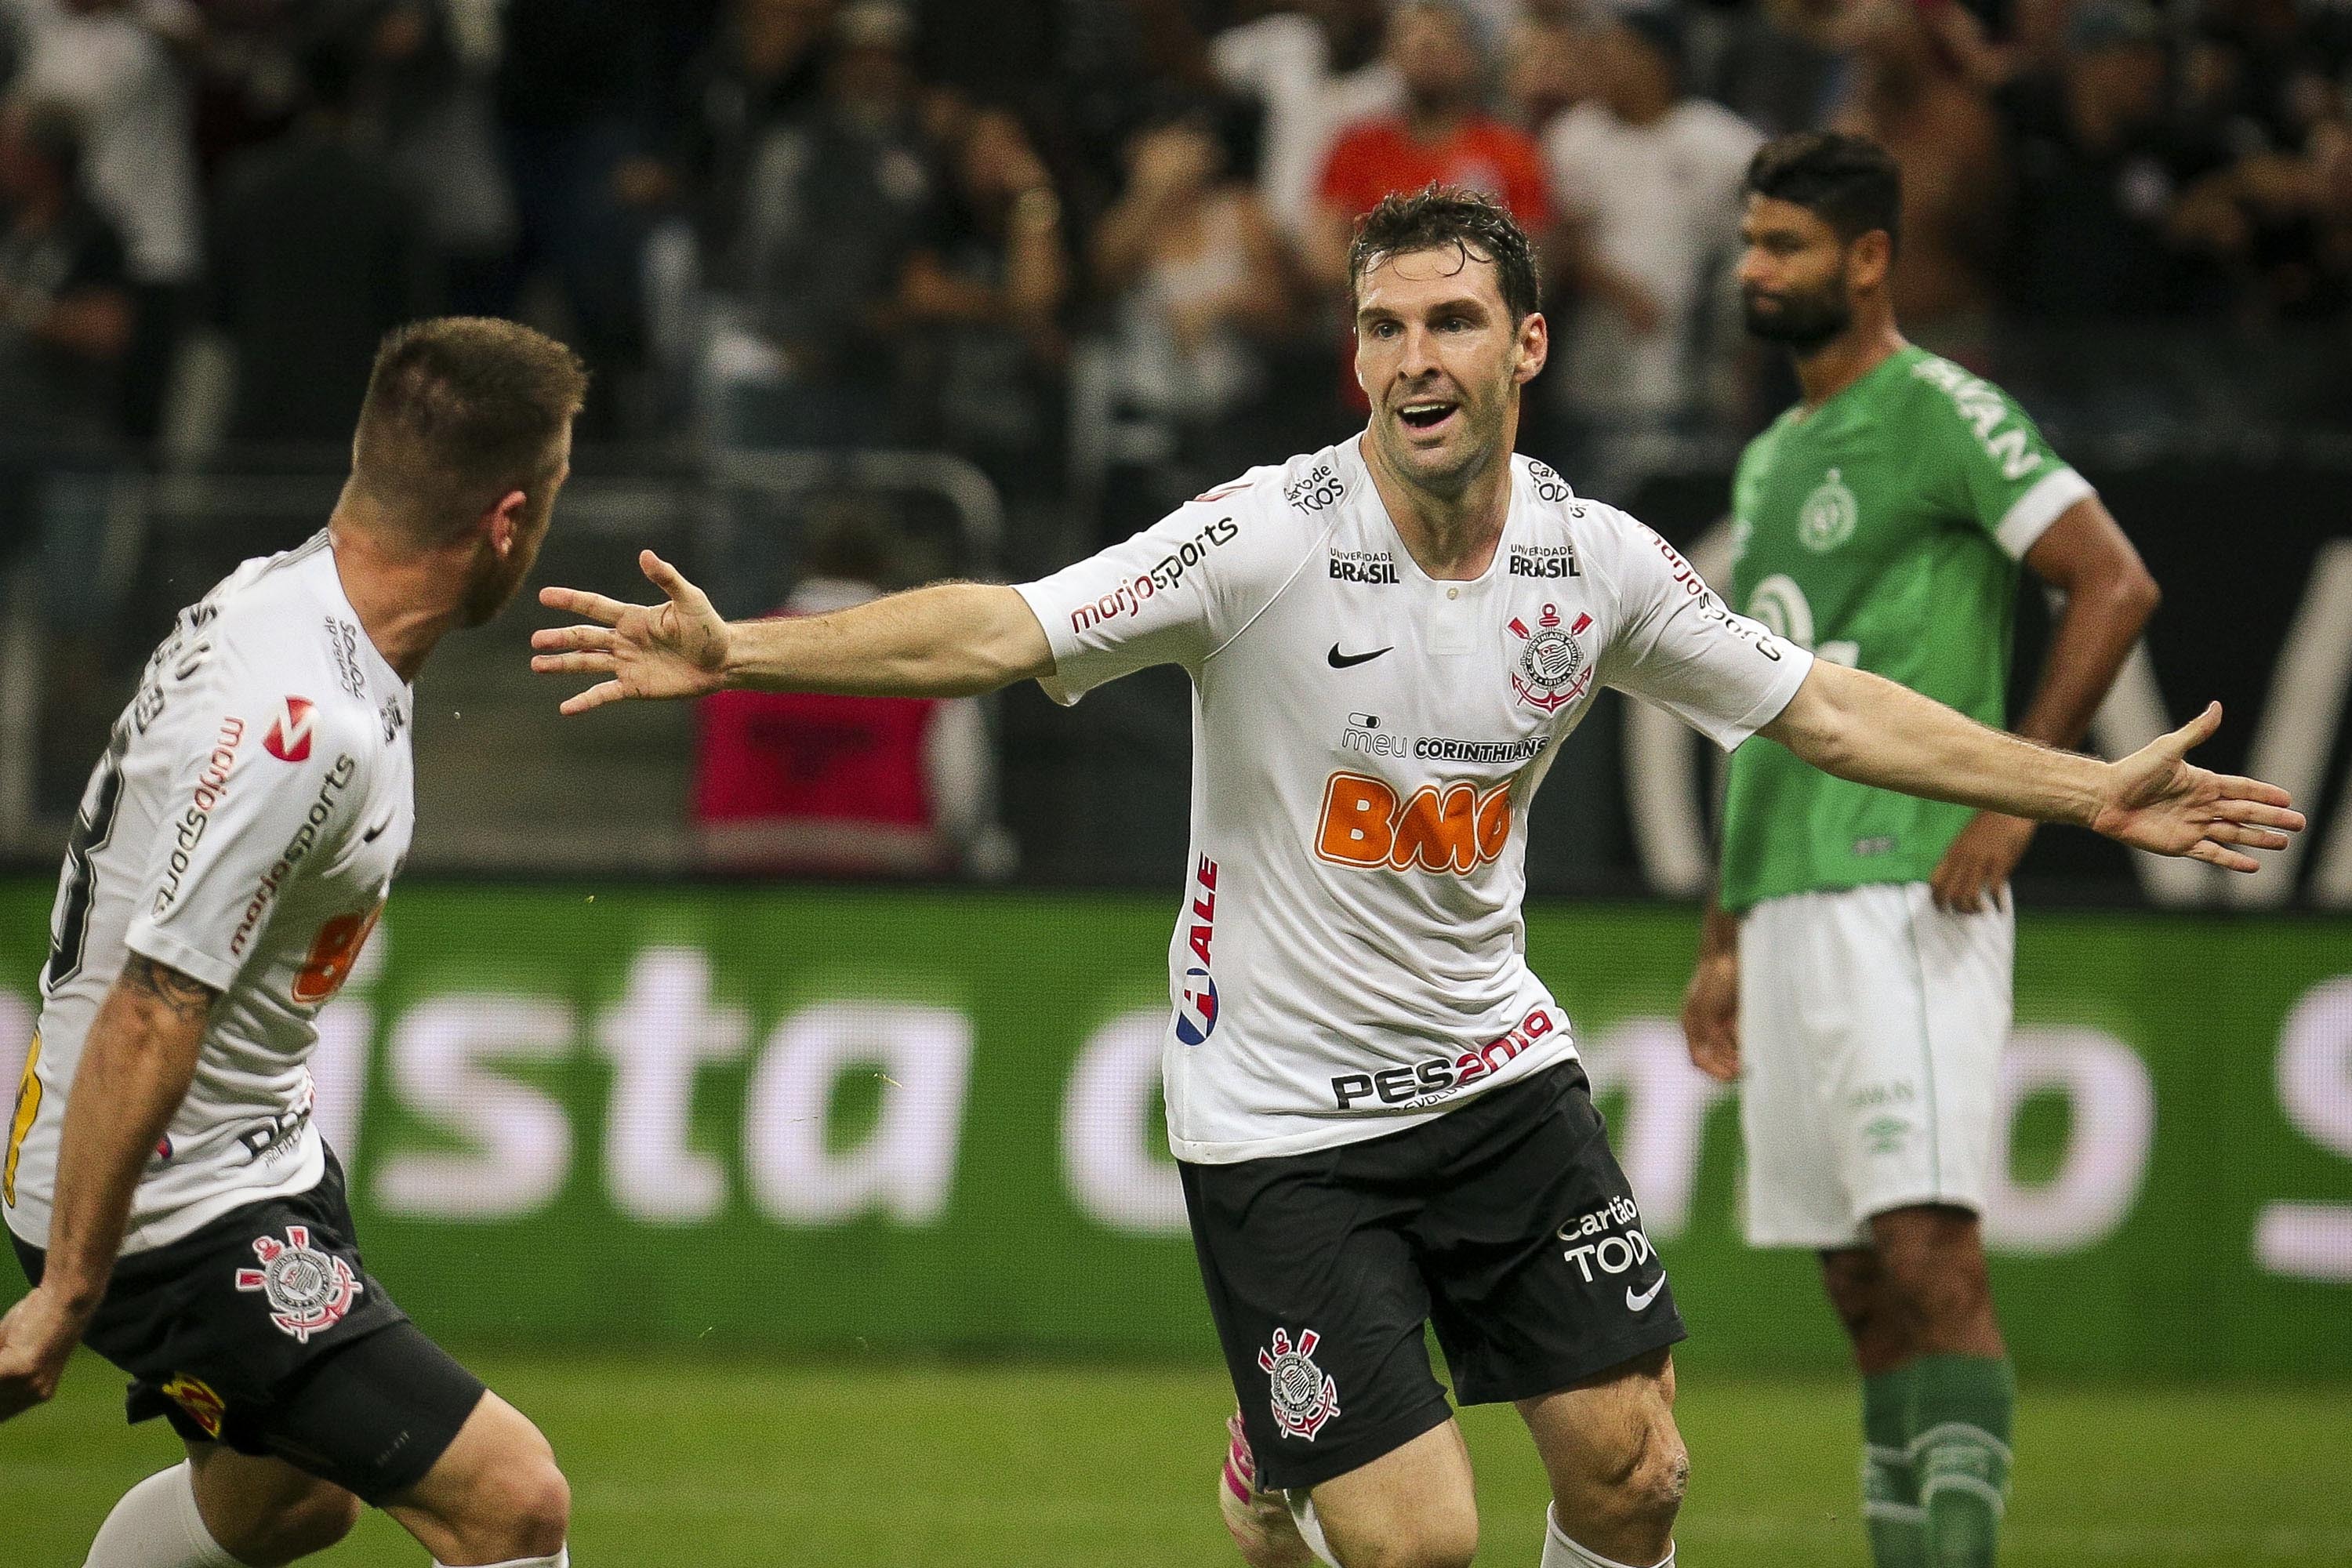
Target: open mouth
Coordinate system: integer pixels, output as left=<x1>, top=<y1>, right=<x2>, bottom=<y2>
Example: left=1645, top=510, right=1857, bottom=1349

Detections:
left=1396, top=399, right=1459, bottom=435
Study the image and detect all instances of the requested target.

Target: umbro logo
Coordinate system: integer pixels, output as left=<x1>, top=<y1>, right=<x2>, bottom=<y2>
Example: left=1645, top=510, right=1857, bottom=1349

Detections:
left=1327, top=644, right=1392, bottom=669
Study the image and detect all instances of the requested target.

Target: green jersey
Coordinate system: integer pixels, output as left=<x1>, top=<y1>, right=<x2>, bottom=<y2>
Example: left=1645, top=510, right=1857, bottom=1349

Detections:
left=1719, top=344, right=2093, bottom=911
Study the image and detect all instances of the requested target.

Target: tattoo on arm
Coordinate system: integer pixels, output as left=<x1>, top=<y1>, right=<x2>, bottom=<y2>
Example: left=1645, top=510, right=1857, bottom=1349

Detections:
left=118, top=954, right=218, bottom=1025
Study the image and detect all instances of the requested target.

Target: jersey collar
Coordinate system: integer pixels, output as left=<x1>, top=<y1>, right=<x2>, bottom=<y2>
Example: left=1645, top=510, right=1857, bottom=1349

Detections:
left=1338, top=433, right=1519, bottom=590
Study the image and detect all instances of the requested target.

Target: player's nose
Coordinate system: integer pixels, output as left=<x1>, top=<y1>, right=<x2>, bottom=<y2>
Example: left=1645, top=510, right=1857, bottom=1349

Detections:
left=1396, top=323, right=1442, bottom=378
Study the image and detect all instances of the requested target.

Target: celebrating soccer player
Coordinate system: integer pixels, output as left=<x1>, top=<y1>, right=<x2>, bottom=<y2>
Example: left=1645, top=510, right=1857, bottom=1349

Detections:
left=2, top=320, right=586, bottom=1568
left=1678, top=131, right=2168, bottom=1568
left=534, top=186, right=2299, bottom=1568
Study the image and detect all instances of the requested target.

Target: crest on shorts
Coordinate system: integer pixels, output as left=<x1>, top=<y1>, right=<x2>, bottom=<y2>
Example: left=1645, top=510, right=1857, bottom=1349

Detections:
left=1508, top=604, right=1593, bottom=713
left=234, top=1224, right=361, bottom=1343
left=1257, top=1327, right=1341, bottom=1442
left=161, top=1374, right=227, bottom=1437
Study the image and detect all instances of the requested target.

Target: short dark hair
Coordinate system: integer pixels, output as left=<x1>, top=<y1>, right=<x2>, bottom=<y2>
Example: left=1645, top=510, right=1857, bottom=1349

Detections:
left=1348, top=183, right=1542, bottom=324
left=1744, top=132, right=1903, bottom=254
left=353, top=318, right=590, bottom=539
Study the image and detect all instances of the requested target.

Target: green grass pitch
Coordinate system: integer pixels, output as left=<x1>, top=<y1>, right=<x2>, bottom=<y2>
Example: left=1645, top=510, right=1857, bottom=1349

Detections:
left=5, top=1352, right=2348, bottom=1565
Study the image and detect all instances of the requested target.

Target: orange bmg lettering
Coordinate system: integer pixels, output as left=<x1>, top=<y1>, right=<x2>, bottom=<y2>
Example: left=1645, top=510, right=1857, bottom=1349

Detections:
left=1315, top=772, right=1512, bottom=874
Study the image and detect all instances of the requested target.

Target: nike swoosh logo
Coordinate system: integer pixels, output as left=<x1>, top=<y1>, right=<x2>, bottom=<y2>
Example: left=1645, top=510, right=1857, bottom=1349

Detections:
left=361, top=815, right=395, bottom=844
left=1327, top=644, right=1393, bottom=669
left=1626, top=1275, right=1666, bottom=1312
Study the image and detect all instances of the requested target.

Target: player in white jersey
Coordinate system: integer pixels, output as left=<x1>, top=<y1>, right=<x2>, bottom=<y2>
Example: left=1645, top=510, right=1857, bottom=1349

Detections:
left=529, top=189, right=2301, bottom=1568
left=2, top=318, right=588, bottom=1568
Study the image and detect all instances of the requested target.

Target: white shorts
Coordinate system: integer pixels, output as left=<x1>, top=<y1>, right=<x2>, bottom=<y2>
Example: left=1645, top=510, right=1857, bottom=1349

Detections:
left=1737, top=882, right=2013, bottom=1250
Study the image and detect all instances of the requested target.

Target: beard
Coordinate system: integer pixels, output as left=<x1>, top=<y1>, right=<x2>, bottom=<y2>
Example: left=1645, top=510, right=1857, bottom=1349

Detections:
left=1742, top=279, right=1853, bottom=350
left=459, top=498, right=552, bottom=626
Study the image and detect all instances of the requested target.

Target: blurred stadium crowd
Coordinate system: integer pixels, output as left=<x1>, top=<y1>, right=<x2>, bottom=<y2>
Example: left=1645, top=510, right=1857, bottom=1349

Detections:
left=2, top=0, right=2349, bottom=479
left=2, top=0, right=2348, bottom=880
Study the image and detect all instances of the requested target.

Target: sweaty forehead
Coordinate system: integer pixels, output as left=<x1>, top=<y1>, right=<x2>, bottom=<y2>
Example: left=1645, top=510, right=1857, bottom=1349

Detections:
left=1356, top=242, right=1507, bottom=312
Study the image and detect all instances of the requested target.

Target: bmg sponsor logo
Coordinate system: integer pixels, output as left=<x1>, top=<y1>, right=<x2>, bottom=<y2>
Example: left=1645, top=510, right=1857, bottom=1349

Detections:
left=1315, top=771, right=1512, bottom=875
left=1328, top=1006, right=1559, bottom=1109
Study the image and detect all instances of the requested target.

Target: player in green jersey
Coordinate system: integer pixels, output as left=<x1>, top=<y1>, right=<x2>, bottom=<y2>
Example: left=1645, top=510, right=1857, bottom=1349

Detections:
left=1680, top=133, right=2164, bottom=1568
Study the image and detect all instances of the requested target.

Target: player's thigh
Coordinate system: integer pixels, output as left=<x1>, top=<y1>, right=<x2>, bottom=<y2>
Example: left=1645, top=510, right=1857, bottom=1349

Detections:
left=254, top=1318, right=492, bottom=1507
left=1303, top=1417, right=1478, bottom=1568
left=1410, top=1063, right=1684, bottom=1411
left=185, top=1443, right=361, bottom=1564
left=1516, top=1345, right=1685, bottom=1517
left=1888, top=882, right=2013, bottom=1220
left=1758, top=885, right=2009, bottom=1235
left=1179, top=1152, right=1453, bottom=1496
left=1737, top=893, right=1866, bottom=1250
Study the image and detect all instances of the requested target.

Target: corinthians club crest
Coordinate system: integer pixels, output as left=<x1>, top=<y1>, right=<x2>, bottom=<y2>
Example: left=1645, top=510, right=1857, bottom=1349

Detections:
left=1508, top=604, right=1593, bottom=713
left=234, top=1225, right=362, bottom=1343
left=1258, top=1327, right=1341, bottom=1441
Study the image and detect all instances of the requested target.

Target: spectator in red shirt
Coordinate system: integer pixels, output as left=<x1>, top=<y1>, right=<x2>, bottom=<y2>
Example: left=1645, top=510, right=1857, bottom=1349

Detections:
left=691, top=511, right=1013, bottom=877
left=1309, top=0, right=1551, bottom=289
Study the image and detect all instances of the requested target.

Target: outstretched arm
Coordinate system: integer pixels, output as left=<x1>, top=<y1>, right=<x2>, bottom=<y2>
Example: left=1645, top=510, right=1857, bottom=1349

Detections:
left=1761, top=660, right=2303, bottom=869
left=532, top=551, right=1056, bottom=713
left=0, top=954, right=215, bottom=1420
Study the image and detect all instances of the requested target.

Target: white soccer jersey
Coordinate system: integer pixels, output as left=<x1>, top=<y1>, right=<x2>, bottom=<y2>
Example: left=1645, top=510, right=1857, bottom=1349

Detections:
left=5, top=532, right=413, bottom=1254
left=1017, top=437, right=1812, bottom=1162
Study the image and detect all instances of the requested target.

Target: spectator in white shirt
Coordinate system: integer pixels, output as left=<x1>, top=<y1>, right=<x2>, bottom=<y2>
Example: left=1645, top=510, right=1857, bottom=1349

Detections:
left=1544, top=8, right=1761, bottom=441
left=1208, top=0, right=1398, bottom=253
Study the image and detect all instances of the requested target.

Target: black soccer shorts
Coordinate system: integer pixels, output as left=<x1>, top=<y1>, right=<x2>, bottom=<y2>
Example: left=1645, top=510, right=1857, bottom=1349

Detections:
left=1182, top=1058, right=1686, bottom=1490
left=9, top=1151, right=485, bottom=1504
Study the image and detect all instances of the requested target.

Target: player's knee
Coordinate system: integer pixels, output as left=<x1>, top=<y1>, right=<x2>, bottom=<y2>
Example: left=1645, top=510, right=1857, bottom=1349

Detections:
left=490, top=1459, right=572, bottom=1558
left=1570, top=1414, right=1686, bottom=1544
left=1879, top=1248, right=1989, bottom=1337
left=448, top=1452, right=570, bottom=1559
left=1627, top=1428, right=1690, bottom=1531
left=1820, top=1252, right=1884, bottom=1341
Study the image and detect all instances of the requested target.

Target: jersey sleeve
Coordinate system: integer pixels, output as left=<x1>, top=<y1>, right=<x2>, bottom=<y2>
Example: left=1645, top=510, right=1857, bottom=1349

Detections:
left=1916, top=365, right=2095, bottom=560
left=1598, top=514, right=1814, bottom=751
left=1013, top=491, right=1292, bottom=705
left=122, top=659, right=372, bottom=993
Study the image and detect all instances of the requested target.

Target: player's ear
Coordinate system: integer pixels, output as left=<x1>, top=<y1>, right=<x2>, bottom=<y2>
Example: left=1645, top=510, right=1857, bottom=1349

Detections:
left=1514, top=310, right=1548, bottom=386
left=484, top=489, right=528, bottom=557
left=1850, top=230, right=1893, bottom=294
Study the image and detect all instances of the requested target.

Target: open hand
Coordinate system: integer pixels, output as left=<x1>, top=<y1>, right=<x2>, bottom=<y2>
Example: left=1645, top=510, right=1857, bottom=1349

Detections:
left=532, top=550, right=730, bottom=715
left=2090, top=702, right=2304, bottom=869
left=0, top=1285, right=84, bottom=1422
